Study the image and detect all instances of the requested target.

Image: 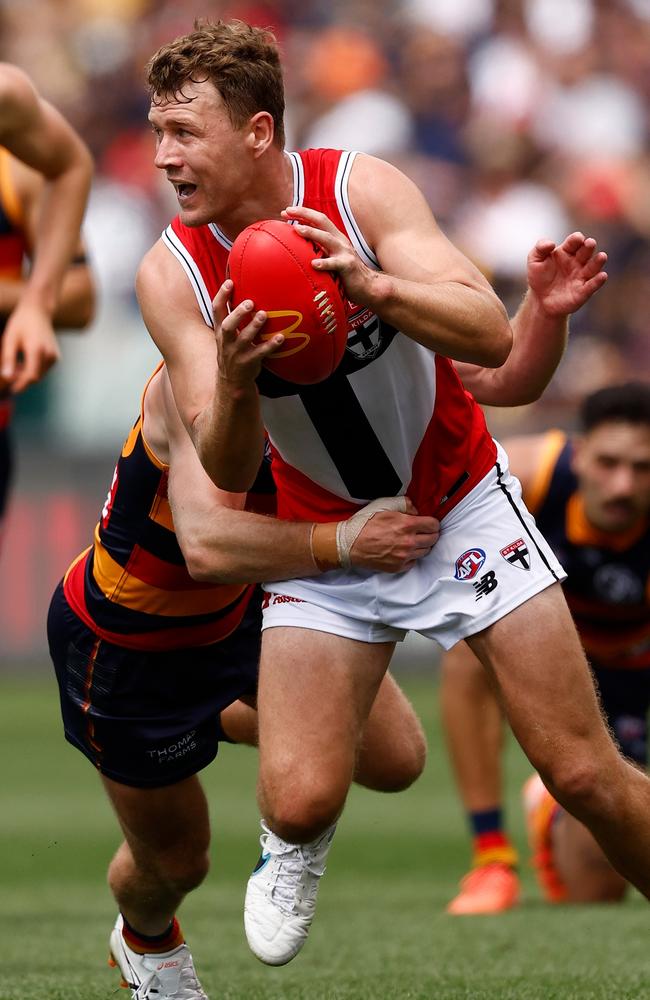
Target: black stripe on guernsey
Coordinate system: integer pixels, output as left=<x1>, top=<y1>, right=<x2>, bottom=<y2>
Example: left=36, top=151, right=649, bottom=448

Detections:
left=495, top=461, right=560, bottom=581
left=0, top=203, right=13, bottom=235
left=139, top=516, right=186, bottom=566
left=162, top=228, right=214, bottom=327
left=299, top=372, right=402, bottom=498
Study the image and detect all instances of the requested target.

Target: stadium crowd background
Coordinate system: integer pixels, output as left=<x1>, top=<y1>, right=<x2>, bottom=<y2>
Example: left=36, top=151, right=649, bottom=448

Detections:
left=2, top=0, right=650, bottom=660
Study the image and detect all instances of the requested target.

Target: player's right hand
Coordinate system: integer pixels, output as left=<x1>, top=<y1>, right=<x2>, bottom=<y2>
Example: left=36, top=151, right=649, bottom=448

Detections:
left=0, top=300, right=60, bottom=393
left=212, top=279, right=284, bottom=388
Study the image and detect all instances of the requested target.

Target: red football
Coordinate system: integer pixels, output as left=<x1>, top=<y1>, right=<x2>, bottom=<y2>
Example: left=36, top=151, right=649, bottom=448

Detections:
left=227, top=219, right=349, bottom=384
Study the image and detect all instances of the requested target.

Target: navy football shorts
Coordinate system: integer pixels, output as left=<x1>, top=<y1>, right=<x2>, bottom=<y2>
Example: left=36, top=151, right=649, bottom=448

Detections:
left=592, top=662, right=650, bottom=766
left=47, top=581, right=261, bottom=788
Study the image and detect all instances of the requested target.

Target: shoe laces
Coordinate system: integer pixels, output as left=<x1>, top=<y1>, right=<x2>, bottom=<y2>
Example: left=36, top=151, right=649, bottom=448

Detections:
left=259, top=822, right=334, bottom=915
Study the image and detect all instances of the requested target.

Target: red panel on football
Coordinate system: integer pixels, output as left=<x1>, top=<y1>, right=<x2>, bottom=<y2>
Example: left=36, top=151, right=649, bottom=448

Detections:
left=228, top=219, right=349, bottom=384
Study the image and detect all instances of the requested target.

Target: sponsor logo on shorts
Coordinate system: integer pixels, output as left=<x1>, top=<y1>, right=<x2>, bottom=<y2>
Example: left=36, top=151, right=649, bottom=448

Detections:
left=473, top=571, right=498, bottom=600
left=454, top=548, right=486, bottom=581
left=500, top=538, right=530, bottom=570
left=264, top=592, right=306, bottom=606
left=146, top=730, right=198, bottom=763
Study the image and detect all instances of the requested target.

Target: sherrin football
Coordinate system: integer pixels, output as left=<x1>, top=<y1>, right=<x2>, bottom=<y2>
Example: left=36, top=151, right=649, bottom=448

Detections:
left=227, top=219, right=349, bottom=384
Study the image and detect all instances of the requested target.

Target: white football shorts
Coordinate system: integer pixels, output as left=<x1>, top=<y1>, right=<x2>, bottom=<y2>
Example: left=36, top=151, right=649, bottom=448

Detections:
left=261, top=442, right=567, bottom=649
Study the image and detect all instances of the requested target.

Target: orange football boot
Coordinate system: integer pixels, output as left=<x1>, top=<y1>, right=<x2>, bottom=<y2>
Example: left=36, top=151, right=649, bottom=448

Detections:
left=522, top=773, right=568, bottom=903
left=446, top=861, right=520, bottom=915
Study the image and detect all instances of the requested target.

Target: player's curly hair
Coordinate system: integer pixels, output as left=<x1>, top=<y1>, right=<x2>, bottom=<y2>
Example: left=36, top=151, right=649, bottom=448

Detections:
left=146, top=19, right=285, bottom=147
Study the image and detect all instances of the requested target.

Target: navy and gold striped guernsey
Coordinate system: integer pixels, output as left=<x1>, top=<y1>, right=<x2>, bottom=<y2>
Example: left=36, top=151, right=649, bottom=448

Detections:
left=526, top=431, right=650, bottom=670
left=63, top=367, right=276, bottom=651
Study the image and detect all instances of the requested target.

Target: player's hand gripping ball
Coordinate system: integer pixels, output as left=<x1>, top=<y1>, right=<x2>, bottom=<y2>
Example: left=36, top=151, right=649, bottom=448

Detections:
left=228, top=220, right=349, bottom=384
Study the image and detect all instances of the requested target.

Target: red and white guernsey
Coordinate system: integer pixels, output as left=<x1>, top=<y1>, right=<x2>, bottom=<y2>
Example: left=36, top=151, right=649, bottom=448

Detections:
left=163, top=148, right=497, bottom=522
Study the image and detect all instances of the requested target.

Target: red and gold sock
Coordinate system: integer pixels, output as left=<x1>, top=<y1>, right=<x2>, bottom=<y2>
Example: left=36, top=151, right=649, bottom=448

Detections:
left=121, top=915, right=184, bottom=955
left=472, top=830, right=519, bottom=869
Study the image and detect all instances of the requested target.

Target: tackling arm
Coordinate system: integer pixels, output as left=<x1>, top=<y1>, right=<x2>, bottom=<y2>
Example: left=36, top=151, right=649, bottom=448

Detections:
left=157, top=368, right=440, bottom=583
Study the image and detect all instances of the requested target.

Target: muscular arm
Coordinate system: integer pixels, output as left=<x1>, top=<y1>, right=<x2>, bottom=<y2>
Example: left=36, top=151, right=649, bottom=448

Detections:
left=153, top=369, right=439, bottom=583
left=137, top=241, right=275, bottom=492
left=0, top=66, right=92, bottom=311
left=0, top=155, right=95, bottom=328
left=456, top=233, right=608, bottom=406
left=286, top=155, right=512, bottom=368
left=0, top=65, right=93, bottom=389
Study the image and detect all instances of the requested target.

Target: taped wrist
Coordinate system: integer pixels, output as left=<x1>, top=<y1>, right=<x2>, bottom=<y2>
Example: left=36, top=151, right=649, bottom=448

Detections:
left=336, top=495, right=408, bottom=569
left=310, top=522, right=340, bottom=572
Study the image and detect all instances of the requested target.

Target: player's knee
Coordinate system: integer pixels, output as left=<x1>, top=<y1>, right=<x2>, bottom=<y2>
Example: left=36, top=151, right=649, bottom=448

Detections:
left=540, top=754, right=605, bottom=816
left=263, top=776, right=344, bottom=843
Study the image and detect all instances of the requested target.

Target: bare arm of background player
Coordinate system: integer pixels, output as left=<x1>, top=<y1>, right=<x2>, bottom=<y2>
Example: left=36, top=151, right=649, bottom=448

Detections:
left=143, top=366, right=440, bottom=583
left=0, top=64, right=92, bottom=391
left=0, top=155, right=95, bottom=329
left=456, top=233, right=608, bottom=406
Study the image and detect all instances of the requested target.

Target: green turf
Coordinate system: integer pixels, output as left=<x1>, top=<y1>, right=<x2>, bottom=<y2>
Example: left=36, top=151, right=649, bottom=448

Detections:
left=2, top=672, right=648, bottom=999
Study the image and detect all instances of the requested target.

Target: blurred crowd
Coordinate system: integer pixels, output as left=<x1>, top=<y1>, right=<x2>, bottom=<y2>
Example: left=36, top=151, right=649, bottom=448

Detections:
left=3, top=0, right=650, bottom=443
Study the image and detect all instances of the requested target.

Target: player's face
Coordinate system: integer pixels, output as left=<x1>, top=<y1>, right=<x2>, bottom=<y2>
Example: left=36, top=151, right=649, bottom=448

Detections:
left=148, top=79, right=252, bottom=227
left=572, top=422, right=650, bottom=533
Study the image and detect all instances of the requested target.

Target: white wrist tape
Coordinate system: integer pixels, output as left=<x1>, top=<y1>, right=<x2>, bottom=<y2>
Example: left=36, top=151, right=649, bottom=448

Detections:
left=336, top=495, right=408, bottom=569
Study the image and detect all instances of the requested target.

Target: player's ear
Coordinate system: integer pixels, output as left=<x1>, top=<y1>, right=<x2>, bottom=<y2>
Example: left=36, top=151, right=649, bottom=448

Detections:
left=570, top=434, right=585, bottom=475
left=247, top=111, right=275, bottom=158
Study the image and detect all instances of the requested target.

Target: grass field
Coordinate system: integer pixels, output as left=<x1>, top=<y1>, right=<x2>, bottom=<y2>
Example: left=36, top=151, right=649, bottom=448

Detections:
left=2, top=671, right=648, bottom=1000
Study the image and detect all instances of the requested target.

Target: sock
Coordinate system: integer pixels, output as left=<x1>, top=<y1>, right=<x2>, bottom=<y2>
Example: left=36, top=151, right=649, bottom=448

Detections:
left=121, top=914, right=184, bottom=955
left=468, top=808, right=518, bottom=868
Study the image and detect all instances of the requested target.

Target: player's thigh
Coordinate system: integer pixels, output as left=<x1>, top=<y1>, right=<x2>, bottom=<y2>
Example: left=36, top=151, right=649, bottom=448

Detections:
left=466, top=583, right=614, bottom=773
left=257, top=626, right=394, bottom=776
left=102, top=772, right=210, bottom=864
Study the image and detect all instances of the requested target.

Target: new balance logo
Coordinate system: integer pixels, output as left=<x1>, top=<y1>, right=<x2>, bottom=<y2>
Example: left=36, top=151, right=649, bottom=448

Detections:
left=473, top=571, right=498, bottom=600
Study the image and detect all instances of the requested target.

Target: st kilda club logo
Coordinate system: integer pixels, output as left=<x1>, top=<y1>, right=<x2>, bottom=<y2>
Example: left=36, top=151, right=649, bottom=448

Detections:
left=499, top=538, right=531, bottom=570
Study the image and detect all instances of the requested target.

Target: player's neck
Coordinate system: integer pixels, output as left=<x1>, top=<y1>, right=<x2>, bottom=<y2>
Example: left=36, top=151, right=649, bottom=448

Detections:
left=215, top=147, right=294, bottom=243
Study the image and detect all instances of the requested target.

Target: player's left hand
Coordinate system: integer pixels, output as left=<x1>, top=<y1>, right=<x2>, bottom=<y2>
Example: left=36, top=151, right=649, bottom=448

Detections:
left=0, top=300, right=60, bottom=393
left=283, top=205, right=374, bottom=305
left=527, top=232, right=608, bottom=318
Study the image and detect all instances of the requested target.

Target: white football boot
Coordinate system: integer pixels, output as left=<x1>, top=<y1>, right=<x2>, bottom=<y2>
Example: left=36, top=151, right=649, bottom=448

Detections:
left=244, top=819, right=337, bottom=965
left=109, top=915, right=208, bottom=999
